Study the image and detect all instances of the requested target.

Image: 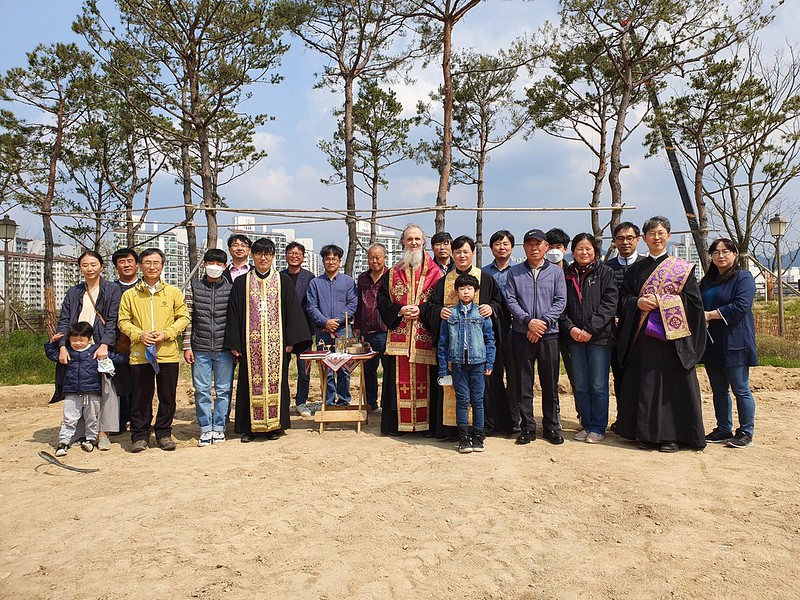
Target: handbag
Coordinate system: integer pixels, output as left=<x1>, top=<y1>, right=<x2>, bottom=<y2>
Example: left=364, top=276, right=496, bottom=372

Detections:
left=86, top=285, right=130, bottom=353
left=644, top=310, right=667, bottom=341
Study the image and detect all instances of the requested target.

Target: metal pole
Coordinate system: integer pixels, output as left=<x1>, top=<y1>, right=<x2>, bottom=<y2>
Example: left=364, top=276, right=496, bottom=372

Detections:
left=3, top=239, right=10, bottom=338
left=777, top=236, right=785, bottom=337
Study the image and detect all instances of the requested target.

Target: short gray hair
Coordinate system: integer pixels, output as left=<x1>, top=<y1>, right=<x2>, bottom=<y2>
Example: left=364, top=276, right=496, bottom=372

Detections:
left=368, top=242, right=387, bottom=256
left=401, top=223, right=426, bottom=244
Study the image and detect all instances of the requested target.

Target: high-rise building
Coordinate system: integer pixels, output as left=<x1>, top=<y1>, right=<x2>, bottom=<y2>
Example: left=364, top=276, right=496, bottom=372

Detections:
left=351, top=220, right=401, bottom=274
left=112, top=224, right=191, bottom=288
left=0, top=237, right=81, bottom=310
left=668, top=233, right=704, bottom=279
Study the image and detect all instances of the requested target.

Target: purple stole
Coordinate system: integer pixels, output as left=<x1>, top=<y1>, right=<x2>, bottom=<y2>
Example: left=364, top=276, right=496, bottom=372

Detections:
left=245, top=269, right=284, bottom=432
left=638, top=256, right=693, bottom=341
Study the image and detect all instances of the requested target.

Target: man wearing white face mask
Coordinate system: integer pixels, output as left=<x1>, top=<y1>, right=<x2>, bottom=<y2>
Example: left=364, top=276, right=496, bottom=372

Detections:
left=183, top=248, right=235, bottom=446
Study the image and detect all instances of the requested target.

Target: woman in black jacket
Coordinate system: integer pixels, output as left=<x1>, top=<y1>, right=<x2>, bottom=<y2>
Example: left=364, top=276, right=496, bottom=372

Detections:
left=560, top=233, right=618, bottom=443
left=55, top=250, right=123, bottom=449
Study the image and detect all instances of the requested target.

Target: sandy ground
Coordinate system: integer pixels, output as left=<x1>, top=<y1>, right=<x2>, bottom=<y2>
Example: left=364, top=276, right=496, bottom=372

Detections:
left=1, top=367, right=799, bottom=600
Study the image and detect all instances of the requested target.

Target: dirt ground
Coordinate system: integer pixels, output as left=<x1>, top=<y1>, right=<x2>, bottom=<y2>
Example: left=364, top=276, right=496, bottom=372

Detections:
left=1, top=367, right=799, bottom=600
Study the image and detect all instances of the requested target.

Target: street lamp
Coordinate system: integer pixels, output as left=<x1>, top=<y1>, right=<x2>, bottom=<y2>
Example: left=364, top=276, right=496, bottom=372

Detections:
left=0, top=215, right=18, bottom=338
left=769, top=213, right=788, bottom=337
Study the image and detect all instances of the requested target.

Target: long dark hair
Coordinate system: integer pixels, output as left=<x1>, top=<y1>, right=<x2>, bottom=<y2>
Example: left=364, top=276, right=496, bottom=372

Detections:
left=699, top=238, right=741, bottom=290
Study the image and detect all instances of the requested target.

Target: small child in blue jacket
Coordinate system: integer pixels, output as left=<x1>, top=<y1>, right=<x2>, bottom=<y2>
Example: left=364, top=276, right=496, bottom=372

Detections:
left=45, top=321, right=126, bottom=456
left=437, top=274, right=496, bottom=453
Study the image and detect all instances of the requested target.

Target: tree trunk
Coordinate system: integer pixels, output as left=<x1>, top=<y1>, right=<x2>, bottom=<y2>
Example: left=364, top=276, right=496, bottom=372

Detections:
left=590, top=124, right=608, bottom=238
left=182, top=85, right=198, bottom=275
left=475, top=153, right=486, bottom=267
left=43, top=98, right=64, bottom=335
left=693, top=148, right=710, bottom=270
left=434, top=18, right=455, bottom=234
left=343, top=76, right=358, bottom=276
left=608, top=26, right=632, bottom=233
left=196, top=122, right=217, bottom=255
left=370, top=159, right=380, bottom=246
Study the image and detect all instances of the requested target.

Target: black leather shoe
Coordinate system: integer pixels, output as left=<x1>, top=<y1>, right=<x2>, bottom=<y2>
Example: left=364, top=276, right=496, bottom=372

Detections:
left=659, top=442, right=680, bottom=453
left=240, top=434, right=254, bottom=443
left=543, top=429, right=564, bottom=445
left=637, top=441, right=658, bottom=450
left=516, top=431, right=534, bottom=445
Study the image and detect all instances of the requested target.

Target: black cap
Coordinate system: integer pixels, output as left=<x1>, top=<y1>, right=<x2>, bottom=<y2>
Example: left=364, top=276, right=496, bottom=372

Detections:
left=523, top=228, right=546, bottom=242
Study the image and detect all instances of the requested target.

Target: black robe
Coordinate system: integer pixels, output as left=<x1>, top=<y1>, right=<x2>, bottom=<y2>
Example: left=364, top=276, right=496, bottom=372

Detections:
left=424, top=267, right=507, bottom=438
left=615, top=255, right=707, bottom=448
left=224, top=269, right=311, bottom=435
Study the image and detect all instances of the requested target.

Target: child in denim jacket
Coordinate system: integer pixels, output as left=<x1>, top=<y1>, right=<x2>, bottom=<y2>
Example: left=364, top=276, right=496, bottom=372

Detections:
left=437, top=274, right=496, bottom=453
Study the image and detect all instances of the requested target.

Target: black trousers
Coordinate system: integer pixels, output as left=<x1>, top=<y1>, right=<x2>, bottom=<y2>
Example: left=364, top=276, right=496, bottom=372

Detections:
left=511, top=332, right=561, bottom=433
left=484, top=334, right=516, bottom=433
left=130, top=362, right=179, bottom=443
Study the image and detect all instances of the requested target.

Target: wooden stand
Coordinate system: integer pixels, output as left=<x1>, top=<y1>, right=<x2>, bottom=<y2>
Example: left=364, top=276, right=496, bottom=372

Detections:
left=305, top=352, right=376, bottom=434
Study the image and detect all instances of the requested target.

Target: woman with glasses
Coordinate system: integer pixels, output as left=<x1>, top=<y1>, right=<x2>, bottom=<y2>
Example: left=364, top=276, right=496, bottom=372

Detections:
left=615, top=216, right=707, bottom=453
left=700, top=239, right=757, bottom=448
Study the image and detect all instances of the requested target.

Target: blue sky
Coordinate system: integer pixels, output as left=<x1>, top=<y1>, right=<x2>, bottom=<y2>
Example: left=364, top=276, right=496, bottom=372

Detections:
left=1, top=0, right=799, bottom=263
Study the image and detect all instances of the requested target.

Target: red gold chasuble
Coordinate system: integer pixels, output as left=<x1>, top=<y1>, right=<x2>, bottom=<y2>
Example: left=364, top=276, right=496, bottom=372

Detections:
left=441, top=266, right=482, bottom=426
left=245, top=269, right=284, bottom=432
left=385, top=254, right=442, bottom=432
left=638, top=256, right=693, bottom=341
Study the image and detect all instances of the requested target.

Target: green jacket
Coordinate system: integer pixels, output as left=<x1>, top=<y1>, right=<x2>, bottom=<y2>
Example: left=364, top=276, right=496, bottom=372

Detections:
left=118, top=279, right=190, bottom=365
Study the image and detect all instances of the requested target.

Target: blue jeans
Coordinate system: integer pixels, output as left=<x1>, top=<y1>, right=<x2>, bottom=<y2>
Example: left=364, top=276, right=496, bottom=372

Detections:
left=705, top=363, right=756, bottom=436
left=568, top=343, right=611, bottom=435
left=287, top=351, right=310, bottom=406
left=451, top=362, right=486, bottom=429
left=317, top=331, right=351, bottom=405
left=192, top=350, right=234, bottom=433
left=362, top=331, right=387, bottom=409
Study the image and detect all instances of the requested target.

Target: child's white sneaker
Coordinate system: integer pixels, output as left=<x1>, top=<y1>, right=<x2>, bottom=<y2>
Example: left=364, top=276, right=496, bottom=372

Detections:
left=198, top=431, right=213, bottom=447
left=212, top=431, right=225, bottom=444
left=55, top=444, right=68, bottom=457
left=81, top=440, right=95, bottom=452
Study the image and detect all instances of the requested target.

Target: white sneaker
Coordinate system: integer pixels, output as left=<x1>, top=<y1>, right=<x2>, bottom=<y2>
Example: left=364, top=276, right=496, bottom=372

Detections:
left=55, top=444, right=68, bottom=457
left=585, top=432, right=605, bottom=444
left=212, top=431, right=225, bottom=444
left=198, top=431, right=213, bottom=447
left=297, top=404, right=312, bottom=418
left=81, top=440, right=95, bottom=452
left=574, top=429, right=589, bottom=441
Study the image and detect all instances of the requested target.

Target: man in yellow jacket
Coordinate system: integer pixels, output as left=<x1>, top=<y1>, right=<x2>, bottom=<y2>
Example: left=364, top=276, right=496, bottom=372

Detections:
left=118, top=248, right=190, bottom=452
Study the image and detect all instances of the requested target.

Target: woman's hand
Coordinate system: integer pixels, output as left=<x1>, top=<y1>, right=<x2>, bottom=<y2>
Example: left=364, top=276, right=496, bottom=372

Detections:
left=58, top=346, right=71, bottom=365
left=93, top=343, right=109, bottom=360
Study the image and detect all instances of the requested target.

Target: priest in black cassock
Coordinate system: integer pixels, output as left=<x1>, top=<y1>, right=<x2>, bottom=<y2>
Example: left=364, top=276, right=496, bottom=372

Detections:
left=615, top=216, right=707, bottom=453
left=224, top=238, right=311, bottom=442
left=425, top=235, right=506, bottom=440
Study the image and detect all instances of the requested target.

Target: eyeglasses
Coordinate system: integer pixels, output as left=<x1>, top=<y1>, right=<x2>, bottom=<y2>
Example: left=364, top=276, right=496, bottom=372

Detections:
left=230, top=243, right=250, bottom=249
left=614, top=235, right=638, bottom=243
left=141, top=261, right=163, bottom=267
left=323, top=256, right=341, bottom=262
left=286, top=251, right=304, bottom=257
left=253, top=252, right=274, bottom=258
left=711, top=249, right=734, bottom=257
left=646, top=230, right=669, bottom=239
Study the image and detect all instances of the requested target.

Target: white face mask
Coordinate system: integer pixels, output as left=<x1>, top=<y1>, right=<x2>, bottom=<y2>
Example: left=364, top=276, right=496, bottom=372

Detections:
left=545, top=248, right=564, bottom=264
left=205, top=265, right=225, bottom=279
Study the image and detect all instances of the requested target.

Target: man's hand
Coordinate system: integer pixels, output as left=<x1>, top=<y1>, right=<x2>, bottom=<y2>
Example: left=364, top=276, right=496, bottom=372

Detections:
left=140, top=330, right=156, bottom=345
left=50, top=332, right=64, bottom=343
left=484, top=368, right=493, bottom=376
left=93, top=343, right=109, bottom=360
left=526, top=330, right=541, bottom=344
left=401, top=305, right=420, bottom=320
left=184, top=349, right=195, bottom=364
left=637, top=294, right=658, bottom=312
left=478, top=304, right=493, bottom=318
left=285, top=345, right=293, bottom=353
left=153, top=331, right=165, bottom=344
left=324, top=318, right=340, bottom=334
left=528, top=318, right=547, bottom=337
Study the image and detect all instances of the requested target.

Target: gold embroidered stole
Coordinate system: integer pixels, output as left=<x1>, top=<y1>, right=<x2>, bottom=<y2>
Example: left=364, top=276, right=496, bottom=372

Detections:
left=245, top=270, right=284, bottom=432
left=636, top=256, right=693, bottom=341
left=385, top=255, right=441, bottom=432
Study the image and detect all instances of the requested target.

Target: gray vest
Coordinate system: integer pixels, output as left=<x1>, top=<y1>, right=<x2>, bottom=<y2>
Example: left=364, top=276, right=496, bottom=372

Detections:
left=190, top=278, right=232, bottom=352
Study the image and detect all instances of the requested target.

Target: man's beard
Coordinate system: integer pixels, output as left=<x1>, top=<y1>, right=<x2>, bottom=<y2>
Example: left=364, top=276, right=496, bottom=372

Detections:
left=401, top=248, right=424, bottom=270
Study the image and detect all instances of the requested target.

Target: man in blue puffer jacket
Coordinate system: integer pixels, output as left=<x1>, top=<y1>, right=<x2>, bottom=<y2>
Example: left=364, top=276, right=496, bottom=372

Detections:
left=45, top=322, right=127, bottom=456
